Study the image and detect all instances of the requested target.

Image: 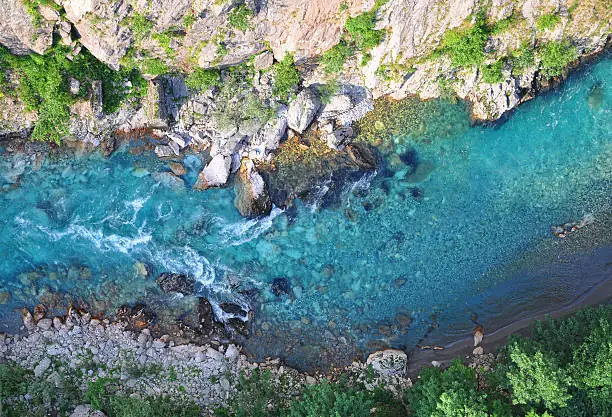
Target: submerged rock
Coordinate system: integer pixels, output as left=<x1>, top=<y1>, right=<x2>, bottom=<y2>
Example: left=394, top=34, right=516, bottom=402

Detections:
left=151, top=171, right=185, bottom=190
left=156, top=273, right=196, bottom=295
left=366, top=349, right=408, bottom=376
left=287, top=88, right=321, bottom=133
left=271, top=277, right=292, bottom=297
left=234, top=159, right=272, bottom=218
left=346, top=143, right=378, bottom=170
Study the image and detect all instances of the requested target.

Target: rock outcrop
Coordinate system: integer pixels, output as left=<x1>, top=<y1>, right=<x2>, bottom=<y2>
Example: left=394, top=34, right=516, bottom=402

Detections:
left=233, top=159, right=272, bottom=218
left=287, top=88, right=322, bottom=134
left=366, top=349, right=408, bottom=376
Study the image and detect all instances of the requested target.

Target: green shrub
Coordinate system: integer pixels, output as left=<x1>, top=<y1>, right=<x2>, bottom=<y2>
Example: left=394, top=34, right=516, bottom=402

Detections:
left=501, top=305, right=612, bottom=417
left=491, top=14, right=517, bottom=35
left=183, top=12, right=196, bottom=29
left=481, top=60, right=504, bottom=83
left=225, top=369, right=281, bottom=417
left=152, top=31, right=175, bottom=56
left=228, top=4, right=253, bottom=32
left=536, top=14, right=561, bottom=31
left=139, top=58, right=168, bottom=75
left=185, top=68, right=220, bottom=91
left=345, top=11, right=385, bottom=51
left=321, top=41, right=354, bottom=73
left=288, top=381, right=374, bottom=417
left=408, top=360, right=510, bottom=417
left=510, top=42, right=535, bottom=75
left=106, top=395, right=202, bottom=417
left=539, top=40, right=577, bottom=76
left=441, top=12, right=489, bottom=67
left=127, top=13, right=154, bottom=41
left=272, top=53, right=300, bottom=99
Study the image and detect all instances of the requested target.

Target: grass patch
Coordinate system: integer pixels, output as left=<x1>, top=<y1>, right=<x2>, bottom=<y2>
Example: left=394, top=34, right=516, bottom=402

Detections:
left=536, top=13, right=561, bottom=31
left=491, top=13, right=517, bottom=35
left=510, top=41, right=535, bottom=75
left=228, top=4, right=253, bottom=32
left=183, top=12, right=196, bottom=29
left=185, top=68, right=220, bottom=92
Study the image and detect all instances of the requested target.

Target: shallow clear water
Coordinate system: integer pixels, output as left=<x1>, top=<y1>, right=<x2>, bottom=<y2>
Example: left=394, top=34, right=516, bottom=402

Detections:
left=1, top=57, right=611, bottom=369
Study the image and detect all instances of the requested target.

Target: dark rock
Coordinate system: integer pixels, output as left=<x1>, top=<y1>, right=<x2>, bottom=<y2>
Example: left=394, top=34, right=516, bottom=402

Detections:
left=271, top=277, right=291, bottom=297
left=219, top=302, right=248, bottom=317
left=197, top=298, right=216, bottom=337
left=156, top=273, right=196, bottom=295
left=33, top=304, right=47, bottom=322
left=347, top=143, right=378, bottom=170
left=399, top=147, right=419, bottom=169
left=227, top=317, right=250, bottom=337
left=409, top=187, right=424, bottom=199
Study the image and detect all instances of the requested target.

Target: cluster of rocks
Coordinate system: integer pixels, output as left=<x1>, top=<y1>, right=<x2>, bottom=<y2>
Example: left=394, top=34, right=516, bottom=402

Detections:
left=1, top=305, right=413, bottom=415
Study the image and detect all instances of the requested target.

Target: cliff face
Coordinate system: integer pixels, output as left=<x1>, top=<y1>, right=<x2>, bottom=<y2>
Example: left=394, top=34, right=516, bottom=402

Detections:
left=0, top=0, right=610, bottom=122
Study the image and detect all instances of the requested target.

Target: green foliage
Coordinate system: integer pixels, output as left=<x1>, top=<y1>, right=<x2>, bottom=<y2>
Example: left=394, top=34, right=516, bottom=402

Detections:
left=185, top=68, right=220, bottom=91
left=105, top=395, right=202, bottom=417
left=321, top=40, right=354, bottom=73
left=481, top=60, right=504, bottom=83
left=538, top=40, right=577, bottom=76
left=272, top=53, right=300, bottom=99
left=0, top=43, right=146, bottom=143
left=536, top=14, right=561, bottom=31
left=408, top=360, right=509, bottom=417
left=152, top=31, right=175, bottom=56
left=139, top=58, right=168, bottom=76
left=491, top=14, right=517, bottom=35
left=440, top=12, right=490, bottom=67
left=228, top=4, right=253, bottom=32
left=21, top=0, right=61, bottom=26
left=316, top=80, right=339, bottom=104
left=183, top=12, right=197, bottom=29
left=501, top=305, right=612, bottom=417
left=127, top=13, right=154, bottom=40
left=288, top=381, right=374, bottom=417
left=225, top=369, right=281, bottom=417
left=345, top=11, right=385, bottom=51
left=510, top=42, right=535, bottom=75
left=217, top=41, right=229, bottom=57
left=339, top=1, right=349, bottom=12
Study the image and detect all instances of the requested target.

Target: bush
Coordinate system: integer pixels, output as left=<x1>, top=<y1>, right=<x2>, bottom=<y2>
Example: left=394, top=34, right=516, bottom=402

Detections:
left=408, top=360, right=510, bottom=417
left=501, top=305, right=612, bottom=416
left=441, top=12, right=489, bottom=67
left=321, top=41, right=354, bottom=73
left=510, top=42, right=535, bottom=75
left=139, top=58, right=168, bottom=76
left=536, top=14, right=561, bottom=31
left=288, top=381, right=374, bottom=417
left=345, top=11, right=385, bottom=51
left=481, top=60, right=504, bottom=83
left=228, top=4, right=253, bottom=32
left=185, top=68, right=220, bottom=91
left=491, top=14, right=516, bottom=35
left=539, top=40, right=577, bottom=76
left=272, top=53, right=300, bottom=99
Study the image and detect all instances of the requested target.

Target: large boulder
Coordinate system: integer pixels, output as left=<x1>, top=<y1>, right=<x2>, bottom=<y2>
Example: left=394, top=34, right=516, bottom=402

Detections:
left=193, top=154, right=232, bottom=190
left=248, top=105, right=288, bottom=160
left=234, top=159, right=272, bottom=218
left=366, top=349, right=407, bottom=376
left=287, top=88, right=321, bottom=133
left=0, top=0, right=54, bottom=55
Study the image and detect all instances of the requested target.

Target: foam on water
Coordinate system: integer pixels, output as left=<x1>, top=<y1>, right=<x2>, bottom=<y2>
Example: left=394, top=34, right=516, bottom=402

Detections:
left=0, top=56, right=610, bottom=368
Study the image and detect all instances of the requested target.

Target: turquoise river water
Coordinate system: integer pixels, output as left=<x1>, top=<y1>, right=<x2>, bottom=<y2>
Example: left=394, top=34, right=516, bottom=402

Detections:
left=1, top=56, right=611, bottom=370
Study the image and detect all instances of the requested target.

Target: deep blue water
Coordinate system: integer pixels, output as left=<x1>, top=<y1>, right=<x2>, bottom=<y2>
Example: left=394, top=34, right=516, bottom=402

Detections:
left=1, top=57, right=610, bottom=368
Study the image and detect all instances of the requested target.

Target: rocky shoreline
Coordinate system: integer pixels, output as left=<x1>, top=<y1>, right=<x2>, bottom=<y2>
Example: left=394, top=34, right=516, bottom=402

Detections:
left=1, top=305, right=412, bottom=415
